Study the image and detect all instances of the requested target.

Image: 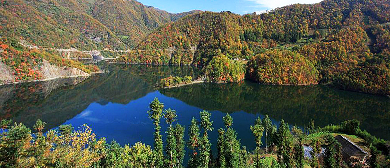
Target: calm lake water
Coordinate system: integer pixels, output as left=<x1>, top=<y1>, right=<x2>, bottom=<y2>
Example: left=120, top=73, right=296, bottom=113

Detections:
left=0, top=65, right=389, bottom=152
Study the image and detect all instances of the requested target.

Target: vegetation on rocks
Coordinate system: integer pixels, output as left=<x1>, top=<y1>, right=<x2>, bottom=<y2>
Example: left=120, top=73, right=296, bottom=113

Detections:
left=0, top=38, right=99, bottom=83
left=159, top=75, right=193, bottom=88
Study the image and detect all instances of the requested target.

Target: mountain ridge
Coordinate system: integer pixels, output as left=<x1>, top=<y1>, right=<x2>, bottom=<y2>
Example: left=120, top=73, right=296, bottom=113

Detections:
left=122, top=0, right=390, bottom=95
left=0, top=0, right=200, bottom=50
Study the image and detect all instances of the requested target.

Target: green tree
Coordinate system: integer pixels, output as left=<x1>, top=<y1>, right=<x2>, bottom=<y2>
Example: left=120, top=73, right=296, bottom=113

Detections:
left=262, top=115, right=273, bottom=153
left=251, top=117, right=265, bottom=168
left=199, top=110, right=213, bottom=168
left=310, top=139, right=321, bottom=168
left=164, top=109, right=178, bottom=167
left=251, top=117, right=264, bottom=148
left=293, top=137, right=304, bottom=168
left=0, top=123, right=31, bottom=167
left=217, top=128, right=226, bottom=168
left=223, top=114, right=233, bottom=128
left=1, top=119, right=12, bottom=129
left=324, top=134, right=343, bottom=168
left=218, top=114, right=245, bottom=168
left=147, top=98, right=164, bottom=167
left=33, top=119, right=46, bottom=135
left=188, top=118, right=200, bottom=168
left=172, top=124, right=185, bottom=168
left=276, top=120, right=294, bottom=168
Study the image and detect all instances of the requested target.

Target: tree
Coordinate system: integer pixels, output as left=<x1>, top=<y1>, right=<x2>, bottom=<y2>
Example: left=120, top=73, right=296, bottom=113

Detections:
left=218, top=114, right=244, bottom=168
left=217, top=128, right=226, bottom=168
left=251, top=117, right=264, bottom=147
left=199, top=110, right=213, bottom=168
left=164, top=108, right=177, bottom=126
left=188, top=118, right=200, bottom=168
left=172, top=124, right=185, bottom=168
left=324, top=134, right=343, bottom=168
left=310, top=139, right=321, bottom=168
left=0, top=123, right=31, bottom=167
left=223, top=114, right=233, bottom=128
left=251, top=117, right=265, bottom=168
left=306, top=119, right=316, bottom=134
left=33, top=119, right=46, bottom=135
left=164, top=109, right=178, bottom=167
left=293, top=138, right=304, bottom=168
left=262, top=115, right=273, bottom=153
left=147, top=98, right=164, bottom=167
left=276, top=120, right=294, bottom=168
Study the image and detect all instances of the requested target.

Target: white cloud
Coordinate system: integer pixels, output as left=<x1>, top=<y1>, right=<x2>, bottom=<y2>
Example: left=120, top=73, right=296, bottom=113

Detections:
left=78, top=110, right=92, bottom=118
left=247, top=0, right=323, bottom=10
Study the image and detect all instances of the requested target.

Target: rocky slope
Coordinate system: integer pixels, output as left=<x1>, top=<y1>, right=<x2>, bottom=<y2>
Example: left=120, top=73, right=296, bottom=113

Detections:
left=0, top=38, right=98, bottom=85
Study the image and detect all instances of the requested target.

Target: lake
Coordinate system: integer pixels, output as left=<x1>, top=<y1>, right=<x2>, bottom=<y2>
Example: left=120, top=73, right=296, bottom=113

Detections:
left=0, top=64, right=389, bottom=152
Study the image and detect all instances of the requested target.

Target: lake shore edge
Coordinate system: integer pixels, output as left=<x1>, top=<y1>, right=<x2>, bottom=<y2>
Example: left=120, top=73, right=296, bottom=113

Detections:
left=0, top=71, right=104, bottom=86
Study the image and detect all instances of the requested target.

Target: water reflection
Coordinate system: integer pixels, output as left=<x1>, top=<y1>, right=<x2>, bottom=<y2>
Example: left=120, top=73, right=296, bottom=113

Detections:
left=0, top=65, right=389, bottom=151
left=160, top=82, right=390, bottom=140
left=0, top=65, right=199, bottom=130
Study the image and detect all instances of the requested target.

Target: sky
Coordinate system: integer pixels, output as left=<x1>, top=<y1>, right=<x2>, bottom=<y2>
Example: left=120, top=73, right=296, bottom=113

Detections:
left=136, top=0, right=323, bottom=15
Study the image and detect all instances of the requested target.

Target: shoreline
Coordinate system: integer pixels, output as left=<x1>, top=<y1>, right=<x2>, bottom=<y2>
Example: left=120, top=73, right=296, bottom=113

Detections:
left=160, top=80, right=205, bottom=89
left=0, top=72, right=104, bottom=86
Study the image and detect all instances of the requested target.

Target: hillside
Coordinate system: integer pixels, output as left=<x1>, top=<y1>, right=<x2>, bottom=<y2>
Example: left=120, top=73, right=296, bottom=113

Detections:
left=123, top=0, right=390, bottom=95
left=0, top=38, right=99, bottom=85
left=0, top=0, right=199, bottom=50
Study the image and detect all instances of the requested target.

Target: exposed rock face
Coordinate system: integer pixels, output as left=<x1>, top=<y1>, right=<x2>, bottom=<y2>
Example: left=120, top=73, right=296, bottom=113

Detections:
left=0, top=60, right=90, bottom=85
left=39, top=60, right=90, bottom=80
left=0, top=62, right=15, bottom=84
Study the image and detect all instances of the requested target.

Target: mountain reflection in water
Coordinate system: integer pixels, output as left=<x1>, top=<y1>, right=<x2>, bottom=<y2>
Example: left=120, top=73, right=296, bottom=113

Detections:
left=0, top=65, right=389, bottom=150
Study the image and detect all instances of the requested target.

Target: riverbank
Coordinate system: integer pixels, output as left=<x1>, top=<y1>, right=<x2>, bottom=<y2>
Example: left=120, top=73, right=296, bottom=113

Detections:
left=0, top=74, right=90, bottom=86
left=161, top=79, right=204, bottom=89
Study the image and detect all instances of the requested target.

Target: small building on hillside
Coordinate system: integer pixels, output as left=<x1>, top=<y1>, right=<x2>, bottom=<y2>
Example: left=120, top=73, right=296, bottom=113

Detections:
left=335, top=135, right=368, bottom=162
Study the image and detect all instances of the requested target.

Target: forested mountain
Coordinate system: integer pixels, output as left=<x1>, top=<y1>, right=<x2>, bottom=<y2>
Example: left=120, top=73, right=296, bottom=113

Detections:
left=124, top=0, right=390, bottom=95
left=0, top=0, right=199, bottom=50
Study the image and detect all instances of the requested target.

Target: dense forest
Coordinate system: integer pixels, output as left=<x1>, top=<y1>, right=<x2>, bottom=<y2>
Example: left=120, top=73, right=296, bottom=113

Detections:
left=122, top=0, right=390, bottom=95
left=1, top=98, right=389, bottom=167
left=0, top=0, right=199, bottom=50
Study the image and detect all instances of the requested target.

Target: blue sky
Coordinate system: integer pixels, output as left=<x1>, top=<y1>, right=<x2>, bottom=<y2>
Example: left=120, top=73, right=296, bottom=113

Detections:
left=137, top=0, right=323, bottom=14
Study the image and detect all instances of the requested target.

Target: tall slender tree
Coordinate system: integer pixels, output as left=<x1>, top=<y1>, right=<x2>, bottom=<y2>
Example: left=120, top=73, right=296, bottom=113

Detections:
left=262, top=115, right=273, bottom=153
left=188, top=118, right=200, bottom=168
left=294, top=137, right=304, bottom=168
left=251, top=117, right=265, bottom=168
left=199, top=110, right=213, bottom=168
left=173, top=124, right=185, bottom=168
left=324, top=134, right=343, bottom=168
left=217, top=128, right=226, bottom=168
left=276, top=120, right=293, bottom=168
left=310, top=139, right=321, bottom=168
left=147, top=98, right=164, bottom=167
left=164, top=108, right=178, bottom=167
left=220, top=114, right=242, bottom=168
